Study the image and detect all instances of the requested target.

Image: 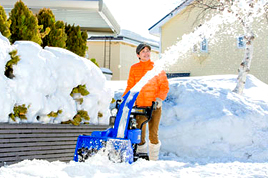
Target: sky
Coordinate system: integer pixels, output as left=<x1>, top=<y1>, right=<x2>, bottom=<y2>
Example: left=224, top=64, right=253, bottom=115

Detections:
left=103, top=0, right=182, bottom=40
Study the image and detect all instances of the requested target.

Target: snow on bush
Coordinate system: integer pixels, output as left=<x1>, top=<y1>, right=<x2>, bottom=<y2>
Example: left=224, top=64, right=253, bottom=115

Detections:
left=0, top=33, right=113, bottom=124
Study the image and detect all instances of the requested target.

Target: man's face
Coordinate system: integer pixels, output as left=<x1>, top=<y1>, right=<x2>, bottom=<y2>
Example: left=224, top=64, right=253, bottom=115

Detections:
left=137, top=47, right=151, bottom=62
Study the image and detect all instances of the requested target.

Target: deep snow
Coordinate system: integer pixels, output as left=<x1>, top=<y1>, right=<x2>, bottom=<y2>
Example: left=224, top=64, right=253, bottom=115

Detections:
left=1, top=75, right=268, bottom=178
left=0, top=33, right=112, bottom=125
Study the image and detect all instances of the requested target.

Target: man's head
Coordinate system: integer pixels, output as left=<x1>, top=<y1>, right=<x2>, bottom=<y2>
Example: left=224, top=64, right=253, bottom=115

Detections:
left=136, top=43, right=151, bottom=62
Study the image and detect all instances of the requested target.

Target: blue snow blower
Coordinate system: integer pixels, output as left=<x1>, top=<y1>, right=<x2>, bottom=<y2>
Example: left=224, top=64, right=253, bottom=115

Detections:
left=73, top=90, right=155, bottom=164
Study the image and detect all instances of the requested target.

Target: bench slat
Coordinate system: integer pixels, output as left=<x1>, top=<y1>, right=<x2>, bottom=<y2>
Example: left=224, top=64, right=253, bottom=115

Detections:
left=0, top=141, right=77, bottom=148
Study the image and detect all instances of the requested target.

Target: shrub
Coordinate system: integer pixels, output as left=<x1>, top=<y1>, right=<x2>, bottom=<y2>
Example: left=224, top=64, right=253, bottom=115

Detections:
left=98, top=112, right=103, bottom=118
left=5, top=50, right=20, bottom=79
left=9, top=0, right=42, bottom=44
left=48, top=21, right=67, bottom=48
left=37, top=8, right=67, bottom=48
left=90, top=58, right=99, bottom=67
left=72, top=110, right=90, bottom=125
left=0, top=5, right=11, bottom=38
left=65, top=23, right=88, bottom=57
left=9, top=104, right=28, bottom=121
left=70, top=84, right=89, bottom=104
left=70, top=84, right=90, bottom=97
left=61, top=110, right=90, bottom=125
left=47, top=110, right=62, bottom=118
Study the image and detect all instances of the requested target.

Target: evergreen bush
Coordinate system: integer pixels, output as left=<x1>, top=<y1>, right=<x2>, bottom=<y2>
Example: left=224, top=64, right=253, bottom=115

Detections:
left=9, top=0, right=42, bottom=44
left=98, top=112, right=103, bottom=118
left=61, top=110, right=90, bottom=125
left=90, top=58, right=100, bottom=67
left=72, top=110, right=90, bottom=125
left=47, top=110, right=63, bottom=118
left=0, top=5, right=11, bottom=38
left=5, top=50, right=20, bottom=79
left=65, top=23, right=88, bottom=57
left=63, top=84, right=91, bottom=125
left=9, top=104, right=28, bottom=121
left=37, top=8, right=67, bottom=48
left=70, top=84, right=90, bottom=97
left=70, top=84, right=89, bottom=104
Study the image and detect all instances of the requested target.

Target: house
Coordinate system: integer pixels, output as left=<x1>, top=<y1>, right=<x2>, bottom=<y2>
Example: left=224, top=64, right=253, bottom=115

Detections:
left=87, top=30, right=159, bottom=80
left=149, top=0, right=268, bottom=84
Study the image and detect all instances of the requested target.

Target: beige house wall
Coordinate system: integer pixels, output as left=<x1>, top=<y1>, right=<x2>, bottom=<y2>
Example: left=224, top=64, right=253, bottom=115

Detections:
left=160, top=6, right=268, bottom=84
left=87, top=41, right=159, bottom=80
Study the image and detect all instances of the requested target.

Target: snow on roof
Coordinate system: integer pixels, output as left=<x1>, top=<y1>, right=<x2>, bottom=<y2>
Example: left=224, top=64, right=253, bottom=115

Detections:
left=100, top=67, right=113, bottom=75
left=88, top=29, right=159, bottom=51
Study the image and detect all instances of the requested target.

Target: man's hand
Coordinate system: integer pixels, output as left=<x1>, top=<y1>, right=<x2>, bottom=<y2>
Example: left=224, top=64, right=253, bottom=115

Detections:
left=155, top=98, right=163, bottom=108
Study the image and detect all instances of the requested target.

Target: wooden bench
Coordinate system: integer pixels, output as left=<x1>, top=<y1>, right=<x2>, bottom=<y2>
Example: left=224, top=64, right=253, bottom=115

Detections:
left=0, top=123, right=108, bottom=166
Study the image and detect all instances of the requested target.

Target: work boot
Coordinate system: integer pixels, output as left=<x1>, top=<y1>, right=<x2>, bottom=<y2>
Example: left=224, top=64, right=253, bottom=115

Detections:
left=149, top=141, right=161, bottom=161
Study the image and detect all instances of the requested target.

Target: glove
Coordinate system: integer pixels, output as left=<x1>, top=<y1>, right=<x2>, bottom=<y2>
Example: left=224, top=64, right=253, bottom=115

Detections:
left=155, top=98, right=163, bottom=108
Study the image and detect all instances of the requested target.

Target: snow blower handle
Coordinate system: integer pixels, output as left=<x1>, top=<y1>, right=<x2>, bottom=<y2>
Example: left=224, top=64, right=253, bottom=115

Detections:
left=109, top=99, right=123, bottom=126
left=139, top=101, right=156, bottom=130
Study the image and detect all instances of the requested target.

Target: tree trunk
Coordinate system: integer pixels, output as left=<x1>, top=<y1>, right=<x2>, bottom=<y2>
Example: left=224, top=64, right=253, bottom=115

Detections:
left=233, top=18, right=254, bottom=94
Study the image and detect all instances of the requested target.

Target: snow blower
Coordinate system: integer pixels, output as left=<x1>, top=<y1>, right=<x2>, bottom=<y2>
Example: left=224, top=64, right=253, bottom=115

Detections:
left=73, top=90, right=155, bottom=164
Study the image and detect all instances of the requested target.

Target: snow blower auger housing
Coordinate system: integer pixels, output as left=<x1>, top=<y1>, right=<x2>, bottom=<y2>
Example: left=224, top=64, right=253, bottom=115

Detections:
left=73, top=90, right=155, bottom=164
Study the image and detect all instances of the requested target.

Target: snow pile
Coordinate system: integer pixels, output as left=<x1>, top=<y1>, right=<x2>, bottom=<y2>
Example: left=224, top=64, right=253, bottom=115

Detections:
left=160, top=75, right=268, bottom=163
left=0, top=33, right=113, bottom=124
left=1, top=75, right=268, bottom=177
left=110, top=75, right=268, bottom=163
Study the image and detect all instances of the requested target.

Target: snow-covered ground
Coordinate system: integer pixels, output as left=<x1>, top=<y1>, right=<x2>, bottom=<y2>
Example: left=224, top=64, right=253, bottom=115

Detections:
left=1, top=75, right=268, bottom=177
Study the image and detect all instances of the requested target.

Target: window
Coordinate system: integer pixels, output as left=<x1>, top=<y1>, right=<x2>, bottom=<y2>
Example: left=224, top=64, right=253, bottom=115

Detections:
left=200, top=38, right=208, bottom=52
left=237, top=36, right=245, bottom=48
left=192, top=38, right=208, bottom=53
left=166, top=73, right=190, bottom=79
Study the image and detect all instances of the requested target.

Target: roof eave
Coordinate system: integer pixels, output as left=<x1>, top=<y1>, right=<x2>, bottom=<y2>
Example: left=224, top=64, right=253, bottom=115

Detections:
left=148, top=0, right=194, bottom=37
left=98, top=1, right=121, bottom=35
left=2, top=0, right=120, bottom=35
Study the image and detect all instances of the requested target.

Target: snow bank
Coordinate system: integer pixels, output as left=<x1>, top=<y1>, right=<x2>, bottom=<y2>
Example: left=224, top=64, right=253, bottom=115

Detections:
left=160, top=75, right=268, bottom=163
left=0, top=33, right=113, bottom=124
left=110, top=75, right=268, bottom=163
left=1, top=74, right=268, bottom=177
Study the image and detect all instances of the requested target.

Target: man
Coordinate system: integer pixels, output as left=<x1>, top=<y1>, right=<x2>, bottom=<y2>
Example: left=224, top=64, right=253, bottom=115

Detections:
left=122, top=43, right=169, bottom=161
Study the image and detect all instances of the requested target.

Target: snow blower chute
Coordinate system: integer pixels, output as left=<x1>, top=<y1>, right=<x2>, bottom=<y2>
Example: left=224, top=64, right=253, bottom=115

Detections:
left=73, top=90, right=155, bottom=164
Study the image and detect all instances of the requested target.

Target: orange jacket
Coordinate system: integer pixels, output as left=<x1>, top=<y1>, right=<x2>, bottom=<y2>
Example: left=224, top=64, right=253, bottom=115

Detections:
left=123, top=60, right=169, bottom=107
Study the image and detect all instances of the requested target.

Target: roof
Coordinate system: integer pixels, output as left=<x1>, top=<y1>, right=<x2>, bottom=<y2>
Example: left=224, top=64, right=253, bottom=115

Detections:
left=148, top=0, right=194, bottom=37
left=88, top=30, right=159, bottom=51
left=2, top=0, right=120, bottom=34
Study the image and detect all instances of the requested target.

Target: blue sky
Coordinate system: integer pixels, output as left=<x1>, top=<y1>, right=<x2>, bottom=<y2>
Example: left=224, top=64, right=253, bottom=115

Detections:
left=104, top=0, right=182, bottom=40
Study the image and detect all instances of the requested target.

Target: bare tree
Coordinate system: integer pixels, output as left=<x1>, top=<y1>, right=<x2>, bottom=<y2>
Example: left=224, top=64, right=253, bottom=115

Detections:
left=187, top=0, right=268, bottom=94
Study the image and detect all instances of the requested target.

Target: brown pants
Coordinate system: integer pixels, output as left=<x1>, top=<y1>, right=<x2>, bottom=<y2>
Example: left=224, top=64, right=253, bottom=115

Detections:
left=136, top=107, right=162, bottom=145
